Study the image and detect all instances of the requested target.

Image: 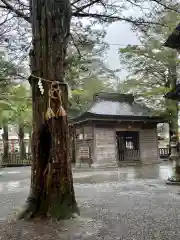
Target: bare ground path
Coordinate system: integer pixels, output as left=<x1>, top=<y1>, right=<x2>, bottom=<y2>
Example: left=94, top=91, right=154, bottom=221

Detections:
left=0, top=163, right=180, bottom=239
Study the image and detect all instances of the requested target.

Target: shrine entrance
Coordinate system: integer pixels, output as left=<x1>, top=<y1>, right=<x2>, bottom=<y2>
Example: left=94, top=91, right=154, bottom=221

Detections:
left=116, top=131, right=140, bottom=162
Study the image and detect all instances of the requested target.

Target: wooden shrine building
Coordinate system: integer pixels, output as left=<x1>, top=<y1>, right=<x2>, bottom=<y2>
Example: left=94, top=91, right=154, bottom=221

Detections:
left=70, top=93, right=164, bottom=167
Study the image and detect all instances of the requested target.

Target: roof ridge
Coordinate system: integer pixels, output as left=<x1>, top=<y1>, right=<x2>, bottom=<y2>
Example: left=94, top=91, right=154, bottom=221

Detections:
left=94, top=92, right=134, bottom=103
left=71, top=92, right=157, bottom=121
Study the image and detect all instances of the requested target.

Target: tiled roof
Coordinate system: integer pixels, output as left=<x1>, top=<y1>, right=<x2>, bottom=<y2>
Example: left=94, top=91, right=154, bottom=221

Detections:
left=71, top=93, right=156, bottom=121
left=88, top=99, right=151, bottom=117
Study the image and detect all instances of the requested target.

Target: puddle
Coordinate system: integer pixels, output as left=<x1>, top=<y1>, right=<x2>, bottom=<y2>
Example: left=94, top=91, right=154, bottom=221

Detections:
left=0, top=171, right=20, bottom=176
left=7, top=181, right=20, bottom=192
left=0, top=184, right=4, bottom=193
left=7, top=171, right=20, bottom=174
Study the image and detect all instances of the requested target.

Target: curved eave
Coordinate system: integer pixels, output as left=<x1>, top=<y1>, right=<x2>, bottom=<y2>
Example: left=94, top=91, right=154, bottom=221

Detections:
left=70, top=112, right=165, bottom=125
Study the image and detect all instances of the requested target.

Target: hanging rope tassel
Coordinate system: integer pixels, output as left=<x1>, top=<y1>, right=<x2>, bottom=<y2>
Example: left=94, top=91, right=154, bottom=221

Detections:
left=56, top=91, right=67, bottom=117
left=56, top=106, right=67, bottom=117
left=45, top=81, right=67, bottom=120
left=45, top=89, right=56, bottom=120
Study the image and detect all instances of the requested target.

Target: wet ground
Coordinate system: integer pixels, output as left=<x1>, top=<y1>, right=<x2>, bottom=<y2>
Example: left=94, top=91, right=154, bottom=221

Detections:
left=1, top=162, right=180, bottom=239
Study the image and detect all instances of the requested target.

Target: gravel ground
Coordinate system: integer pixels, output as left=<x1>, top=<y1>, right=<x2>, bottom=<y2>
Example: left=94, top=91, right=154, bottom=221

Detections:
left=0, top=163, right=180, bottom=240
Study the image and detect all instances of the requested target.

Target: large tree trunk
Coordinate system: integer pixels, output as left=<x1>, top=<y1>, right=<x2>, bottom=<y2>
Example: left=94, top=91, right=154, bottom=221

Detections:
left=18, top=124, right=26, bottom=160
left=19, top=0, right=78, bottom=219
left=2, top=124, right=9, bottom=163
left=167, top=60, right=178, bottom=140
left=166, top=56, right=180, bottom=181
left=166, top=96, right=178, bottom=146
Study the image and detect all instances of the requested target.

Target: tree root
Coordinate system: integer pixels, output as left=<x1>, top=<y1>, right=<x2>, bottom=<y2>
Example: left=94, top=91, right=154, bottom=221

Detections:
left=18, top=201, right=79, bottom=221
left=17, top=189, right=80, bottom=220
left=17, top=194, right=39, bottom=220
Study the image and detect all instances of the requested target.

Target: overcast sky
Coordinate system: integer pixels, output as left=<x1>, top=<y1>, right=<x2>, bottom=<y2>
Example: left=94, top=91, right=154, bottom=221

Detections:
left=105, top=22, right=140, bottom=69
left=101, top=0, right=150, bottom=79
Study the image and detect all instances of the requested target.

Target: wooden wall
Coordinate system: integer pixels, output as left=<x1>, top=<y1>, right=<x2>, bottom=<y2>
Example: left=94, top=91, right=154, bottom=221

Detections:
left=139, top=128, right=159, bottom=164
left=76, top=139, right=93, bottom=166
left=94, top=124, right=160, bottom=166
left=74, top=121, right=160, bottom=167
left=75, top=123, right=94, bottom=166
left=93, top=127, right=117, bottom=167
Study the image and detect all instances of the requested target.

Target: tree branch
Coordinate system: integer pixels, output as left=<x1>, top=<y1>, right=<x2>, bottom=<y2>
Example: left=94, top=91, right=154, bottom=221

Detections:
left=72, top=12, right=166, bottom=28
left=0, top=0, right=31, bottom=23
left=150, top=0, right=180, bottom=14
left=74, top=0, right=102, bottom=13
left=70, top=34, right=82, bottom=58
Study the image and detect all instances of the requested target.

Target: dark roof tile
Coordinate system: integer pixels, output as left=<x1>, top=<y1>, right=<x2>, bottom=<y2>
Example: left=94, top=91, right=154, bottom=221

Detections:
left=88, top=99, right=151, bottom=116
left=71, top=93, right=156, bottom=122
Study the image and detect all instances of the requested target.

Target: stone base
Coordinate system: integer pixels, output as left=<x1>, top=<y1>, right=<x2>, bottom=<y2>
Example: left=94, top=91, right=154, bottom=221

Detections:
left=166, top=175, right=180, bottom=185
left=166, top=180, right=180, bottom=185
left=75, top=159, right=163, bottom=169
left=91, top=162, right=118, bottom=169
left=141, top=159, right=163, bottom=165
left=75, top=162, right=91, bottom=169
left=118, top=161, right=141, bottom=166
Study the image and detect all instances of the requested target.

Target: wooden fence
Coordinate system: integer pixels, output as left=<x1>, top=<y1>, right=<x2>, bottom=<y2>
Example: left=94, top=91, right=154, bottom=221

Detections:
left=0, top=147, right=171, bottom=167
left=118, top=148, right=170, bottom=161
left=0, top=153, right=32, bottom=167
left=118, top=149, right=140, bottom=162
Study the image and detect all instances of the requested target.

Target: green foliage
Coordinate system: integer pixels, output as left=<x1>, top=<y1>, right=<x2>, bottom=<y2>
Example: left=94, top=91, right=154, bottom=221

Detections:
left=118, top=10, right=180, bottom=135
left=119, top=11, right=180, bottom=116
left=70, top=76, right=106, bottom=112
left=0, top=52, right=32, bottom=133
left=66, top=36, right=118, bottom=117
left=8, top=84, right=32, bottom=131
left=0, top=52, right=17, bottom=85
left=0, top=53, right=20, bottom=125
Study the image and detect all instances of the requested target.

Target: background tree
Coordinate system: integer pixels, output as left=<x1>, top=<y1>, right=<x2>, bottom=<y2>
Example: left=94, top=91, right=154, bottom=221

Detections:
left=67, top=58, right=117, bottom=116
left=8, top=84, right=32, bottom=159
left=66, top=37, right=119, bottom=116
left=119, top=11, right=180, bottom=138
left=0, top=52, right=19, bottom=161
left=0, top=0, right=174, bottom=67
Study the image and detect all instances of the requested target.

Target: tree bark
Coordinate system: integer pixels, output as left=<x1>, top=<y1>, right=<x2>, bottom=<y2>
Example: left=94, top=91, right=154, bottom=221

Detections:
left=167, top=55, right=180, bottom=178
left=19, top=0, right=78, bottom=219
left=18, top=124, right=26, bottom=160
left=2, top=124, right=9, bottom=162
left=167, top=60, right=178, bottom=139
left=69, top=125, right=76, bottom=164
left=164, top=56, right=178, bottom=147
left=28, top=131, right=32, bottom=153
